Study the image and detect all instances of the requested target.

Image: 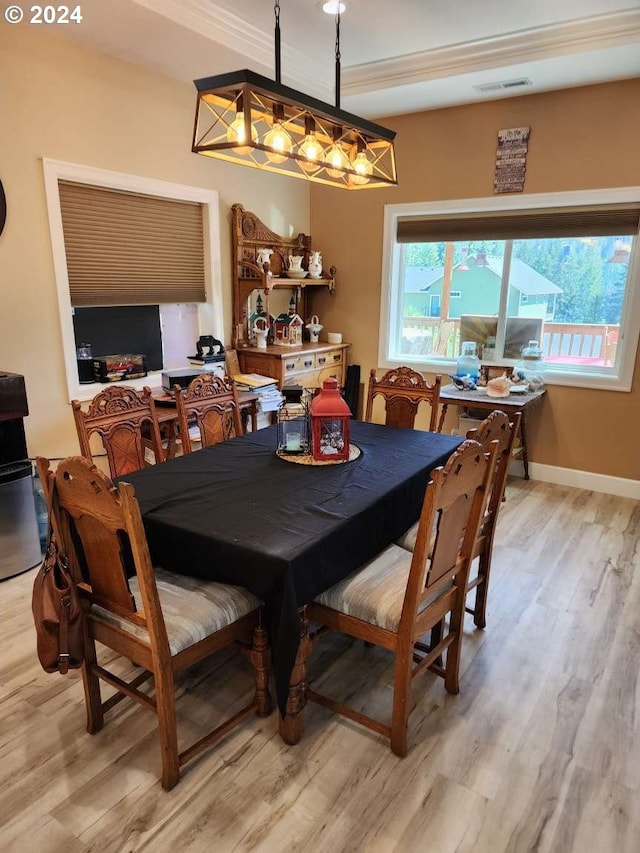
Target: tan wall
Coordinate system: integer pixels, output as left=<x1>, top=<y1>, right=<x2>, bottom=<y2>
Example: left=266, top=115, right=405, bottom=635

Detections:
left=311, top=79, right=640, bottom=480
left=0, top=26, right=309, bottom=460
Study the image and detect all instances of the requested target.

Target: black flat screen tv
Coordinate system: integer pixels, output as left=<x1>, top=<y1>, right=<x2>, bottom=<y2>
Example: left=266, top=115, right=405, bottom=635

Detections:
left=72, top=305, right=163, bottom=371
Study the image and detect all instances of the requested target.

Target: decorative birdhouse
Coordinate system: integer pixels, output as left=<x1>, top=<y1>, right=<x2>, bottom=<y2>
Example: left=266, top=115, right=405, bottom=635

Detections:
left=309, top=377, right=351, bottom=462
left=273, top=296, right=304, bottom=346
left=276, top=386, right=310, bottom=456
left=249, top=293, right=273, bottom=332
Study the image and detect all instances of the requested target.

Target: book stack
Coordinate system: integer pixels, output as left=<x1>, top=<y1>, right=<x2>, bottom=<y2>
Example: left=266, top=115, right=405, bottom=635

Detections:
left=187, top=354, right=226, bottom=376
left=233, top=373, right=283, bottom=413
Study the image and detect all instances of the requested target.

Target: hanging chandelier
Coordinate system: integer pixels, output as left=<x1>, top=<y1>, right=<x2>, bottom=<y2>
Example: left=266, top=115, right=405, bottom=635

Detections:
left=191, top=1, right=397, bottom=189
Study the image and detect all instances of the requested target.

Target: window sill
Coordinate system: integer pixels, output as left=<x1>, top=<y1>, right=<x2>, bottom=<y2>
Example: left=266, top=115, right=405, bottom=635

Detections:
left=379, top=356, right=632, bottom=392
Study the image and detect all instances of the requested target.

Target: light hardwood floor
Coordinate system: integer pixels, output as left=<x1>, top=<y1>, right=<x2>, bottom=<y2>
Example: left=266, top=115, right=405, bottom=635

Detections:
left=1, top=479, right=639, bottom=852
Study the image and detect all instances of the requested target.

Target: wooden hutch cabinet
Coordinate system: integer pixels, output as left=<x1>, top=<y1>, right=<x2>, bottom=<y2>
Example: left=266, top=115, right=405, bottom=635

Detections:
left=231, top=203, right=349, bottom=388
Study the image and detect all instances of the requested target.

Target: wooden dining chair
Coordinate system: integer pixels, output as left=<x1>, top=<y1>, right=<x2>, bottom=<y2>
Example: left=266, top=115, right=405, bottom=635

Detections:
left=463, top=409, right=521, bottom=627
left=225, top=349, right=241, bottom=380
left=395, top=409, right=520, bottom=629
left=306, top=439, right=497, bottom=756
left=365, top=366, right=442, bottom=431
left=174, top=373, right=243, bottom=454
left=36, top=455, right=272, bottom=791
left=72, top=385, right=164, bottom=479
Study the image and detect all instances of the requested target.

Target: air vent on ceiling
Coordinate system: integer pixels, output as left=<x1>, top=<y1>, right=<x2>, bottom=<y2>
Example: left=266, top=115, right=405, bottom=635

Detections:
left=474, top=78, right=532, bottom=93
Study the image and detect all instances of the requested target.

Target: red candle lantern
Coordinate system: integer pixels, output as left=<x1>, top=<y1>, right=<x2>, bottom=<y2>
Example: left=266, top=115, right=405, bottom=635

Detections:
left=310, top=377, right=351, bottom=462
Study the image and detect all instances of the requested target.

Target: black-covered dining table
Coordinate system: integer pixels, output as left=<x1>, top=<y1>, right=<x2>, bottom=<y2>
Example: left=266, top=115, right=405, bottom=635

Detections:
left=118, top=421, right=462, bottom=742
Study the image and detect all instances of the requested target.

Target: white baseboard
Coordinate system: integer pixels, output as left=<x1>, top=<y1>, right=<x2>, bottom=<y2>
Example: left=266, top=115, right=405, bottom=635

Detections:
left=508, top=460, right=640, bottom=499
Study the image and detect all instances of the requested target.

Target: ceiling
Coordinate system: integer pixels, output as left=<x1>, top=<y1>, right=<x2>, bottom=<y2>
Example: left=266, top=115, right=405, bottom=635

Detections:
left=57, top=0, right=640, bottom=118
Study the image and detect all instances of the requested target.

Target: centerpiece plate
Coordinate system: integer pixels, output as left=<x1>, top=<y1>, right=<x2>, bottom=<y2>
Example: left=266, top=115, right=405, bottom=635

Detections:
left=277, top=443, right=361, bottom=465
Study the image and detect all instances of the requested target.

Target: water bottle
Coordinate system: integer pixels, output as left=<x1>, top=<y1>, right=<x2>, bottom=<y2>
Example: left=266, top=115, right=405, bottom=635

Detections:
left=33, top=469, right=48, bottom=553
left=456, top=341, right=480, bottom=380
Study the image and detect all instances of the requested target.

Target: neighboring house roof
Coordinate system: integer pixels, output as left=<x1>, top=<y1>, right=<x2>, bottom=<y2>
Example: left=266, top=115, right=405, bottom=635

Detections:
left=403, top=256, right=562, bottom=296
left=484, top=256, right=562, bottom=295
left=403, top=266, right=445, bottom=292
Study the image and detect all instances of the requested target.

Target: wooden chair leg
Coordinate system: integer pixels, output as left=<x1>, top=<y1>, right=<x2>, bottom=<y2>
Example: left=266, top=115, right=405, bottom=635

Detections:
left=474, top=543, right=495, bottom=630
left=444, top=607, right=463, bottom=696
left=154, top=666, right=180, bottom=791
left=82, top=633, right=104, bottom=734
left=390, top=647, right=412, bottom=757
left=250, top=624, right=273, bottom=718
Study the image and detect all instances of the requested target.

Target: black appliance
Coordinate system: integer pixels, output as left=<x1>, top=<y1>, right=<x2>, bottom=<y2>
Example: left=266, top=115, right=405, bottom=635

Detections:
left=76, top=342, right=94, bottom=384
left=0, top=371, right=41, bottom=579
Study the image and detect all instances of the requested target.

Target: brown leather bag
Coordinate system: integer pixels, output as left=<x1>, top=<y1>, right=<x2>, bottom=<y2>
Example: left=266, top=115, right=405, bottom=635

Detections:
left=31, top=477, right=85, bottom=674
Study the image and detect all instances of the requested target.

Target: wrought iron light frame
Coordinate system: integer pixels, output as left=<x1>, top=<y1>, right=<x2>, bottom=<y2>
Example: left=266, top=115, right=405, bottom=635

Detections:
left=192, top=3, right=397, bottom=190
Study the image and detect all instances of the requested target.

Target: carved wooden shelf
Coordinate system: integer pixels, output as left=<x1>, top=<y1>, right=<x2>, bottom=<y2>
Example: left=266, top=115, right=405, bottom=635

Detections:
left=231, top=204, right=348, bottom=390
left=232, top=203, right=337, bottom=348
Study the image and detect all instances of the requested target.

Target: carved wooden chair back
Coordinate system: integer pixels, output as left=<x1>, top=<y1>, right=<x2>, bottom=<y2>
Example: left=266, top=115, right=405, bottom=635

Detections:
left=72, top=385, right=164, bottom=478
left=365, top=366, right=442, bottom=431
left=464, top=409, right=521, bottom=627
left=174, top=373, right=243, bottom=453
left=36, top=454, right=271, bottom=790
left=307, top=439, right=497, bottom=756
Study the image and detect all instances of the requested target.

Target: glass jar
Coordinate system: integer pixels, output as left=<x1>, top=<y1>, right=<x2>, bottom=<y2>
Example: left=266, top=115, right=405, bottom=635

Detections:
left=456, top=341, right=480, bottom=380
left=482, top=335, right=496, bottom=362
left=518, top=339, right=545, bottom=389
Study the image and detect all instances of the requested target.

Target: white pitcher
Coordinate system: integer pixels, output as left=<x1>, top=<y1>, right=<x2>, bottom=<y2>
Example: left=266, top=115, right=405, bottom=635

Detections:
left=308, top=251, right=322, bottom=279
left=288, top=254, right=304, bottom=273
left=256, top=248, right=274, bottom=267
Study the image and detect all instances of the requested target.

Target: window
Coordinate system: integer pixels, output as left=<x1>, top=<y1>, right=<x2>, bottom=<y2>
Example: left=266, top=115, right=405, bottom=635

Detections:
left=380, top=189, right=640, bottom=391
left=43, top=160, right=223, bottom=401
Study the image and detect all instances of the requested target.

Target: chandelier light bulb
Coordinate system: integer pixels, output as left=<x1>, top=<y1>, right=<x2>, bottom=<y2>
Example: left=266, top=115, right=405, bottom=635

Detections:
left=350, top=149, right=373, bottom=185
left=264, top=122, right=293, bottom=164
left=325, top=143, right=349, bottom=178
left=321, top=1, right=346, bottom=13
left=299, top=133, right=325, bottom=172
left=226, top=111, right=257, bottom=153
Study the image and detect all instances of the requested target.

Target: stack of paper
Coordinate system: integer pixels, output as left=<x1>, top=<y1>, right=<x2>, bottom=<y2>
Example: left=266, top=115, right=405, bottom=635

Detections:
left=233, top=373, right=278, bottom=389
left=233, top=373, right=283, bottom=413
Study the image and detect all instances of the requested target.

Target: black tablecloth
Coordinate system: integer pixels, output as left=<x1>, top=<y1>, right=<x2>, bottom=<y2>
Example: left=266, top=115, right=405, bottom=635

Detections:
left=119, top=422, right=462, bottom=712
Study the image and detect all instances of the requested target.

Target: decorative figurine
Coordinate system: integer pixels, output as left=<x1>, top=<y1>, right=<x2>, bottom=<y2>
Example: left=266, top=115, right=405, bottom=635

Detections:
left=273, top=296, right=304, bottom=346
left=449, top=374, right=477, bottom=391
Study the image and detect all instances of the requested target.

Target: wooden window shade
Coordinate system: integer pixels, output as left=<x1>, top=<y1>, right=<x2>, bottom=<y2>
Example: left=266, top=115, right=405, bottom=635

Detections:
left=396, top=204, right=640, bottom=243
left=59, top=181, right=207, bottom=306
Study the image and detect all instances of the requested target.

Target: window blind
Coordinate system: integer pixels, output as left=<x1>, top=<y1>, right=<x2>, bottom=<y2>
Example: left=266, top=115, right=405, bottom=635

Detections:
left=396, top=204, right=640, bottom=243
left=59, top=181, right=207, bottom=306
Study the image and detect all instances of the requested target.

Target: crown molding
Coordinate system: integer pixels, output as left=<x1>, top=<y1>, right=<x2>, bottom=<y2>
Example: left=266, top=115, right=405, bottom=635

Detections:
left=342, top=9, right=640, bottom=94
left=130, top=2, right=639, bottom=100
left=131, top=0, right=333, bottom=98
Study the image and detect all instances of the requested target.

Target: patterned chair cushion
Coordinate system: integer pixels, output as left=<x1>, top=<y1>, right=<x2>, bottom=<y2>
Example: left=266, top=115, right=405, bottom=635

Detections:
left=91, top=567, right=262, bottom=656
left=313, top=544, right=450, bottom=633
left=395, top=520, right=420, bottom=552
